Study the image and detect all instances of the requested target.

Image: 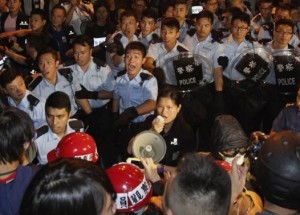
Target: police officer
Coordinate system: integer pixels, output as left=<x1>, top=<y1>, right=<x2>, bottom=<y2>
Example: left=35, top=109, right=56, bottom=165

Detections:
left=222, top=12, right=269, bottom=134
left=35, top=91, right=84, bottom=164
left=0, top=67, right=46, bottom=129
left=105, top=41, right=158, bottom=166
left=30, top=48, right=86, bottom=117
left=105, top=9, right=140, bottom=77
left=250, top=0, right=274, bottom=40
left=144, top=17, right=191, bottom=86
left=65, top=34, right=115, bottom=146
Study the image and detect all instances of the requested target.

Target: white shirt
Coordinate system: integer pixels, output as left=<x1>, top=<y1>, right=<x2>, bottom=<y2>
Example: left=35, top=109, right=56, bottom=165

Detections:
left=147, top=41, right=191, bottom=85
left=8, top=90, right=46, bottom=129
left=66, top=58, right=115, bottom=109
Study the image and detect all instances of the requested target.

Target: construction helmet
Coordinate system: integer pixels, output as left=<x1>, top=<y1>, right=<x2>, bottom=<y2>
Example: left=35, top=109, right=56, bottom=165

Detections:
left=47, top=132, right=98, bottom=163
left=106, top=163, right=153, bottom=213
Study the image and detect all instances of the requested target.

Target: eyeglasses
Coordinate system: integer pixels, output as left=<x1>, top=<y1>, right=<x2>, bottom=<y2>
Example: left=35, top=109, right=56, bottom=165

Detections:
left=232, top=25, right=249, bottom=32
left=275, top=30, right=293, bottom=36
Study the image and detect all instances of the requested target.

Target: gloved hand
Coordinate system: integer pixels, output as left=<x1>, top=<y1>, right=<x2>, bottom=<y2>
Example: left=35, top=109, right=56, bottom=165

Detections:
left=116, top=107, right=138, bottom=128
left=75, top=85, right=98, bottom=99
left=114, top=37, right=125, bottom=56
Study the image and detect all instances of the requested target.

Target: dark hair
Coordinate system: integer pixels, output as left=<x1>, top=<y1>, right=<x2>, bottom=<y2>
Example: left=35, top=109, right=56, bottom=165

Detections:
left=72, top=34, right=93, bottom=49
left=51, top=4, right=67, bottom=17
left=93, top=1, right=110, bottom=22
left=161, top=0, right=175, bottom=15
left=258, top=0, right=274, bottom=7
left=196, top=10, right=214, bottom=25
left=231, top=12, right=251, bottom=26
left=0, top=107, right=34, bottom=163
left=175, top=0, right=187, bottom=5
left=275, top=5, right=291, bottom=16
left=161, top=17, right=180, bottom=31
left=141, top=9, right=158, bottom=21
left=120, top=9, right=138, bottom=23
left=27, top=32, right=50, bottom=53
left=0, top=67, right=23, bottom=88
left=45, top=91, right=71, bottom=114
left=37, top=48, right=58, bottom=62
left=275, top=18, right=294, bottom=30
left=158, top=87, right=181, bottom=106
left=20, top=158, right=116, bottom=215
left=125, top=41, right=147, bottom=58
left=164, top=153, right=231, bottom=215
left=223, top=6, right=243, bottom=16
left=31, top=8, right=47, bottom=21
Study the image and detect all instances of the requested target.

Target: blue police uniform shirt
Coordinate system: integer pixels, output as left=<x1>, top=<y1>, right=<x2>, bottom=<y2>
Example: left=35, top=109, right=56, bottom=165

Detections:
left=35, top=121, right=79, bottom=164
left=250, top=13, right=274, bottom=39
left=106, top=31, right=139, bottom=77
left=7, top=90, right=46, bottom=129
left=221, top=34, right=265, bottom=81
left=113, top=69, right=158, bottom=123
left=272, top=105, right=300, bottom=132
left=183, top=33, right=224, bottom=84
left=147, top=41, right=191, bottom=85
left=66, top=58, right=115, bottom=109
left=138, top=31, right=155, bottom=51
left=31, top=72, right=79, bottom=116
left=178, top=21, right=191, bottom=43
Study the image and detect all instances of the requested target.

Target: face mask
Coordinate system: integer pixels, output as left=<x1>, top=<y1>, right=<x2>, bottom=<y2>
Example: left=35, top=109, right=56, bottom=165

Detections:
left=223, top=153, right=245, bottom=166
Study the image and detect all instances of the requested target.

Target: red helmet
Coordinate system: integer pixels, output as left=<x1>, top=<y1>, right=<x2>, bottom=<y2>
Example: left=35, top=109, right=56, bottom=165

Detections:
left=47, top=132, right=98, bottom=163
left=106, top=163, right=153, bottom=213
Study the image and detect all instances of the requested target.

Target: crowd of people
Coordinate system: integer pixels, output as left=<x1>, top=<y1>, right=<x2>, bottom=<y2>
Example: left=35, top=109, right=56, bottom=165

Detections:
left=0, top=0, right=300, bottom=214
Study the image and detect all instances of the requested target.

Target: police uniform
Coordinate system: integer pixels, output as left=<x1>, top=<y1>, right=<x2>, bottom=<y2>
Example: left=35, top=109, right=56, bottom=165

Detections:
left=250, top=13, right=274, bottom=39
left=114, top=69, right=158, bottom=123
left=183, top=33, right=224, bottom=84
left=221, top=35, right=270, bottom=134
left=147, top=41, right=191, bottom=85
left=35, top=119, right=84, bottom=164
left=30, top=72, right=79, bottom=116
left=178, top=20, right=193, bottom=43
left=7, top=90, right=46, bottom=129
left=258, top=27, right=300, bottom=47
left=138, top=31, right=156, bottom=51
left=66, top=58, right=115, bottom=109
left=105, top=31, right=139, bottom=77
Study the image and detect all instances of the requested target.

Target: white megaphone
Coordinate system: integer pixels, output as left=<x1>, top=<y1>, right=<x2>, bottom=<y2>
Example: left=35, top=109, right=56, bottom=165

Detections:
left=127, top=130, right=166, bottom=164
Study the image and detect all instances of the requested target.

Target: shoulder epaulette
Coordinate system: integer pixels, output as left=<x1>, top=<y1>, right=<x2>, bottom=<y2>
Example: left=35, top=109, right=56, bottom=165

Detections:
left=28, top=75, right=42, bottom=91
left=187, top=28, right=196, bottom=37
left=93, top=58, right=107, bottom=71
left=140, top=72, right=153, bottom=86
left=288, top=44, right=294, bottom=49
left=252, top=14, right=262, bottom=23
left=150, top=33, right=162, bottom=44
left=35, top=125, right=49, bottom=139
left=211, top=29, right=223, bottom=43
left=177, top=45, right=189, bottom=53
left=117, top=69, right=127, bottom=77
left=185, top=18, right=194, bottom=28
left=69, top=119, right=84, bottom=132
left=58, top=68, right=73, bottom=83
left=63, top=59, right=76, bottom=67
left=27, top=94, right=40, bottom=111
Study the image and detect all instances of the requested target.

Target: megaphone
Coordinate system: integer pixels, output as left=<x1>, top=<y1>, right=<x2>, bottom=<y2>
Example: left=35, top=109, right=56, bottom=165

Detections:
left=131, top=131, right=166, bottom=163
